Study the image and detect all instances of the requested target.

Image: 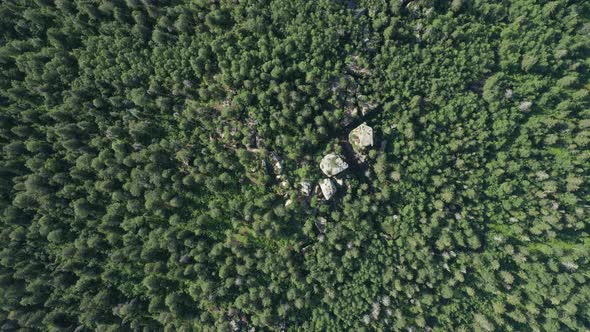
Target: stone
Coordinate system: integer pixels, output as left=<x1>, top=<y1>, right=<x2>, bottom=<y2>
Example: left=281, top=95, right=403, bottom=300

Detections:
left=347, top=56, right=371, bottom=76
left=300, top=181, right=312, bottom=196
left=341, top=106, right=359, bottom=127
left=271, top=154, right=283, bottom=173
left=319, top=178, right=337, bottom=200
left=519, top=101, right=533, bottom=112
left=320, top=154, right=348, bottom=177
left=504, top=89, right=513, bottom=99
left=349, top=123, right=373, bottom=152
left=315, top=217, right=327, bottom=233
left=313, top=184, right=321, bottom=196
left=535, top=171, right=549, bottom=180
left=360, top=101, right=377, bottom=116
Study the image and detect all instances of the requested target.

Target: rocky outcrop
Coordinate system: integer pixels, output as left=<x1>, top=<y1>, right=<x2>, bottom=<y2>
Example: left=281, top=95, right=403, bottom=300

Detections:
left=320, top=154, right=348, bottom=177
left=349, top=122, right=373, bottom=153
left=319, top=178, right=337, bottom=200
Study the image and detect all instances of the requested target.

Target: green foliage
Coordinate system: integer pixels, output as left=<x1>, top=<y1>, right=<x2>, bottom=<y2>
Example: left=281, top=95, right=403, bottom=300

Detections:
left=0, top=0, right=588, bottom=330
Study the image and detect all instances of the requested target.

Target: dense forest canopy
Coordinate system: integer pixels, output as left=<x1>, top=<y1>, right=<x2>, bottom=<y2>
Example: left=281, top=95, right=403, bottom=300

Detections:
left=0, top=0, right=589, bottom=330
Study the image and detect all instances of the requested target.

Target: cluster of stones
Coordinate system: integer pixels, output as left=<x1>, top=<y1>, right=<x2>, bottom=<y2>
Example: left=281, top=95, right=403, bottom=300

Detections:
left=318, top=154, right=347, bottom=200
left=280, top=123, right=374, bottom=206
left=317, top=122, right=374, bottom=200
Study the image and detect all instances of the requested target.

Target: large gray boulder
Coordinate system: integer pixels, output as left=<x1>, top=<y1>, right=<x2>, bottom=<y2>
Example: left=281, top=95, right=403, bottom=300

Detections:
left=320, top=153, right=348, bottom=177
left=349, top=122, right=373, bottom=152
left=319, top=178, right=337, bottom=200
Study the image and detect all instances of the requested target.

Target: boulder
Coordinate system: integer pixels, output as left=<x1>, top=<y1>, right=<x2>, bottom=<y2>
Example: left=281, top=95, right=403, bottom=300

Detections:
left=320, top=153, right=348, bottom=177
left=300, top=181, right=312, bottom=196
left=349, top=122, right=373, bottom=152
left=519, top=101, right=533, bottom=112
left=319, top=178, right=337, bottom=200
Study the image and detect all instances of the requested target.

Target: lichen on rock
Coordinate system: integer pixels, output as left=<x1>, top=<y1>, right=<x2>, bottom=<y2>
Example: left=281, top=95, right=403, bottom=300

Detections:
left=320, top=154, right=348, bottom=177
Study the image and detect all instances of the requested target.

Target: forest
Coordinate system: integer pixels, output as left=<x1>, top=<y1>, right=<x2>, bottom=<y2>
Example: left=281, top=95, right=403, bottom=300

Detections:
left=0, top=0, right=589, bottom=330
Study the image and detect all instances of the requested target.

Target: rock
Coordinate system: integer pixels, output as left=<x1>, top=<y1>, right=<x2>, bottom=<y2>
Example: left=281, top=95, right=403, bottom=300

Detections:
left=519, top=101, right=533, bottom=112
left=319, top=178, right=337, bottom=200
left=335, top=178, right=344, bottom=186
left=341, top=106, right=359, bottom=127
left=535, top=171, right=549, bottom=180
left=360, top=101, right=377, bottom=116
left=313, top=184, right=322, bottom=196
left=300, top=181, right=312, bottom=196
left=504, top=89, right=513, bottom=99
left=315, top=217, right=327, bottom=233
left=270, top=152, right=283, bottom=173
left=349, top=123, right=374, bottom=152
left=320, top=154, right=348, bottom=177
left=371, top=302, right=381, bottom=320
left=255, top=135, right=265, bottom=149
left=347, top=55, right=371, bottom=76
left=285, top=199, right=293, bottom=207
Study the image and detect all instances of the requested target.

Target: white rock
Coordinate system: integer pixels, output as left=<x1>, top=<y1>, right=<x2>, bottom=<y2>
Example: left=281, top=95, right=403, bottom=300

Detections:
left=270, top=152, right=283, bottom=173
left=349, top=122, right=374, bottom=151
left=535, top=171, right=549, bottom=180
left=319, top=178, right=337, bottom=200
left=300, top=181, right=312, bottom=196
left=561, top=261, right=578, bottom=271
left=519, top=101, right=533, bottom=112
left=371, top=302, right=381, bottom=320
left=320, top=154, right=348, bottom=177
left=362, top=314, right=371, bottom=325
left=504, top=89, right=513, bottom=99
